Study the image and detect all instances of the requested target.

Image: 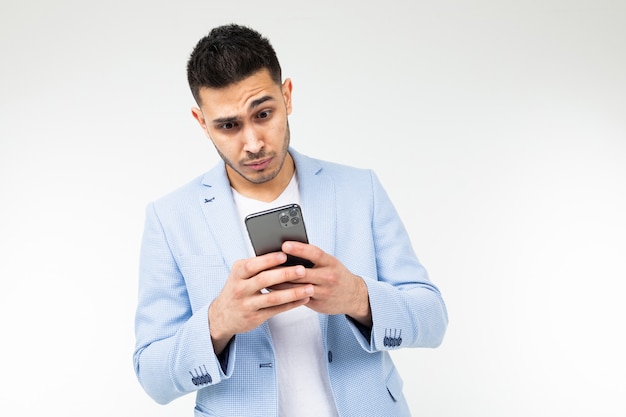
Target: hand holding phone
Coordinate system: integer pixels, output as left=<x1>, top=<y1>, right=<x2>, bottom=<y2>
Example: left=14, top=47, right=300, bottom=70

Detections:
left=245, top=204, right=314, bottom=268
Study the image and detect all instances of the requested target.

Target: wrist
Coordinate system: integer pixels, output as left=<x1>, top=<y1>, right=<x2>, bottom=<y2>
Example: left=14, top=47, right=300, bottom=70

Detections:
left=349, top=276, right=372, bottom=327
left=208, top=302, right=233, bottom=355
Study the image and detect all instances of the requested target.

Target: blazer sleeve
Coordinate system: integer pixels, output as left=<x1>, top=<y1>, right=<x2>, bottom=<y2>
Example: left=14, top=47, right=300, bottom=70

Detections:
left=347, top=171, right=448, bottom=352
left=133, top=203, right=235, bottom=404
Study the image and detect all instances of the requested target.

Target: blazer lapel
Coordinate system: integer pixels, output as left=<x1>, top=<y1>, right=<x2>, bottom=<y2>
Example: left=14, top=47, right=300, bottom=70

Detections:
left=291, top=149, right=335, bottom=338
left=198, top=163, right=249, bottom=268
left=291, top=149, right=337, bottom=258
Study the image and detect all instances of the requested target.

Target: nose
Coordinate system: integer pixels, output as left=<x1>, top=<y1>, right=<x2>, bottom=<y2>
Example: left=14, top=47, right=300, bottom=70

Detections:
left=242, top=125, right=263, bottom=154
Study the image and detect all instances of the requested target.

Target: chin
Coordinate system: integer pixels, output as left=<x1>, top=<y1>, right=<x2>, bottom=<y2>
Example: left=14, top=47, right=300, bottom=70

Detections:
left=248, top=172, right=279, bottom=185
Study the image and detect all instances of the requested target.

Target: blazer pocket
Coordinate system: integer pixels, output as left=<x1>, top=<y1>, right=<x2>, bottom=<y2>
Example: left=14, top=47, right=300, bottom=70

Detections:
left=178, top=253, right=224, bottom=269
left=178, top=254, right=228, bottom=311
left=386, top=366, right=405, bottom=403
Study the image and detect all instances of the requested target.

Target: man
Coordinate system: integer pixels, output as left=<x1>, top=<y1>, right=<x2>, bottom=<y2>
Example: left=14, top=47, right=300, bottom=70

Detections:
left=134, top=23, right=448, bottom=417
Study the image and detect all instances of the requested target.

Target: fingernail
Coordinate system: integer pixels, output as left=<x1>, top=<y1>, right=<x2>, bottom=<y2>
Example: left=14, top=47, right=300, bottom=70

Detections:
left=305, top=286, right=314, bottom=296
left=295, top=266, right=305, bottom=276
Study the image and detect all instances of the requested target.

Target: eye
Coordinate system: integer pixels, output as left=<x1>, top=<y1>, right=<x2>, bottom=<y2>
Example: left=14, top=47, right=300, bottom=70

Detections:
left=219, top=121, right=238, bottom=130
left=257, top=109, right=272, bottom=120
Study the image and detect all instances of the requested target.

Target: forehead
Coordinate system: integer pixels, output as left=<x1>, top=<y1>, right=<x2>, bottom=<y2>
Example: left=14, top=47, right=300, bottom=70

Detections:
left=198, top=69, right=282, bottom=118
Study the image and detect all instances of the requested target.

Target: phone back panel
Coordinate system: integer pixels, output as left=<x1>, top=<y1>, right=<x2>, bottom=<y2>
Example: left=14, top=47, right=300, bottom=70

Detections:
left=245, top=204, right=313, bottom=267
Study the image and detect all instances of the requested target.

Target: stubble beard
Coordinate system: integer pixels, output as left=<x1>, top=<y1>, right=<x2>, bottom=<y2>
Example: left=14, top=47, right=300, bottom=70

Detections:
left=217, top=123, right=291, bottom=185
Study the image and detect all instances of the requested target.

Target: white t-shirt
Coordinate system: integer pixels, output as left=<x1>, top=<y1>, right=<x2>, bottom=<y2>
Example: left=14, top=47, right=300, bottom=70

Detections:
left=232, top=174, right=339, bottom=417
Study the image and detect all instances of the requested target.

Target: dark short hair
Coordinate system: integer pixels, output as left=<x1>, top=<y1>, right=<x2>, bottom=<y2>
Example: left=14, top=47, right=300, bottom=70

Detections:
left=186, top=24, right=282, bottom=104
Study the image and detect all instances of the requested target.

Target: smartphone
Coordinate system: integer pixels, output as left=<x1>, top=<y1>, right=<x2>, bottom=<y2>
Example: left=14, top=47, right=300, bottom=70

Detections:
left=245, top=203, right=314, bottom=268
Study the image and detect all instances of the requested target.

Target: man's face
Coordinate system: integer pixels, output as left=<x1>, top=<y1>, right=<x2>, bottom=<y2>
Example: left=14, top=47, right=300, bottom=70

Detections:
left=192, top=69, right=293, bottom=192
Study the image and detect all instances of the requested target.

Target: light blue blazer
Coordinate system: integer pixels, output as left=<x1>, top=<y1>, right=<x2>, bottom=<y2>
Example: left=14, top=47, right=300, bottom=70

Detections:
left=134, top=148, right=448, bottom=417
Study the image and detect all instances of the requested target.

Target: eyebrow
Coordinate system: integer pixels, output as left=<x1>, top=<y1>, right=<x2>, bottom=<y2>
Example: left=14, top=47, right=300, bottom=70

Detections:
left=211, top=95, right=276, bottom=125
left=250, top=95, right=274, bottom=109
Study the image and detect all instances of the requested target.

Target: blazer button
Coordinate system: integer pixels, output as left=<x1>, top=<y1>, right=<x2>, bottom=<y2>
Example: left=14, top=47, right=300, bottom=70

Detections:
left=327, top=350, right=333, bottom=363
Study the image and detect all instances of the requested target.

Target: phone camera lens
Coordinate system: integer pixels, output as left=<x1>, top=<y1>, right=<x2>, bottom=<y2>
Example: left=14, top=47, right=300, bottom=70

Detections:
left=279, top=214, right=289, bottom=224
left=288, top=208, right=298, bottom=217
left=291, top=217, right=300, bottom=225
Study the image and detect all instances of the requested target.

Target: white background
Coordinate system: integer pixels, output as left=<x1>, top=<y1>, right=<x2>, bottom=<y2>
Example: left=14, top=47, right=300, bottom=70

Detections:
left=1, top=0, right=625, bottom=415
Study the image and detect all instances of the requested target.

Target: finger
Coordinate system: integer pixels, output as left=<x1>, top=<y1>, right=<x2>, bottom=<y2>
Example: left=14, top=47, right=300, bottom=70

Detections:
left=257, top=296, right=312, bottom=319
left=232, top=252, right=288, bottom=280
left=256, top=283, right=314, bottom=310
left=255, top=264, right=307, bottom=291
left=266, top=281, right=308, bottom=291
left=282, top=241, right=322, bottom=265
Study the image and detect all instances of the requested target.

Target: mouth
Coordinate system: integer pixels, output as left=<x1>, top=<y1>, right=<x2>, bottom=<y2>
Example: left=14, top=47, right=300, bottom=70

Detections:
left=245, top=157, right=272, bottom=171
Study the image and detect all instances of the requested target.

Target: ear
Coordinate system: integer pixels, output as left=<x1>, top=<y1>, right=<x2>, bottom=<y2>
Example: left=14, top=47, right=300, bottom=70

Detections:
left=282, top=78, right=293, bottom=115
left=191, top=107, right=211, bottom=139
